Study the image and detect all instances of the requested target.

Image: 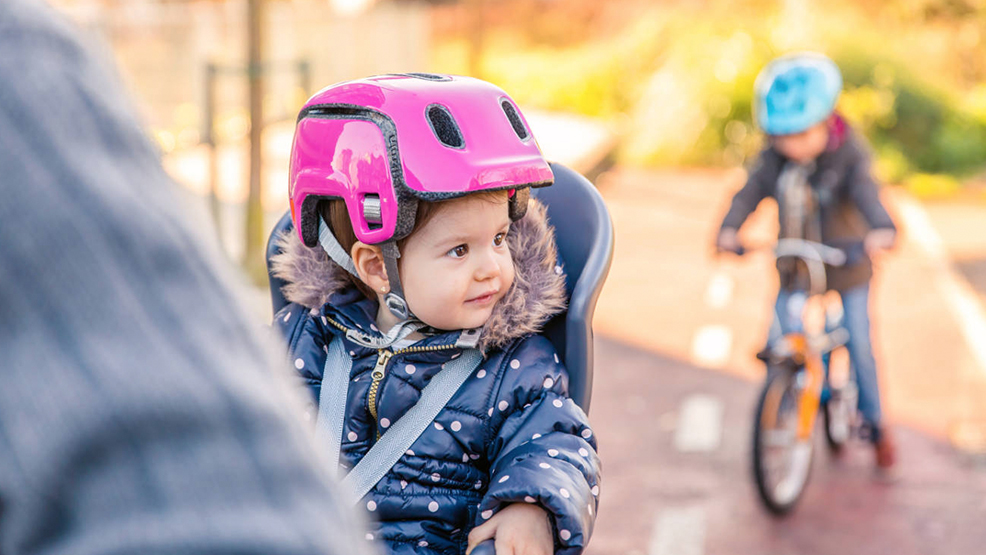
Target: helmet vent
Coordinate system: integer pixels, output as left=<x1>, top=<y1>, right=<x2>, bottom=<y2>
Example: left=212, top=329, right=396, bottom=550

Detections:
left=427, top=104, right=465, bottom=149
left=500, top=100, right=529, bottom=140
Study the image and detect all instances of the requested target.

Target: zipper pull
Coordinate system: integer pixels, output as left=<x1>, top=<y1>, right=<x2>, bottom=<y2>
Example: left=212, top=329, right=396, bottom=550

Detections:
left=372, top=350, right=393, bottom=380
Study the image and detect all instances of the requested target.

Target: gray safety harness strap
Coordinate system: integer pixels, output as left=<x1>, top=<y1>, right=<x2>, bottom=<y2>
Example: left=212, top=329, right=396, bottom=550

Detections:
left=315, top=335, right=484, bottom=503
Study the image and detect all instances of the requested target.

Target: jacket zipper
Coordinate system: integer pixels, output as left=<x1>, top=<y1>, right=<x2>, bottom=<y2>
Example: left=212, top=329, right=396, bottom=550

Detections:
left=322, top=315, right=458, bottom=439
left=367, top=350, right=393, bottom=439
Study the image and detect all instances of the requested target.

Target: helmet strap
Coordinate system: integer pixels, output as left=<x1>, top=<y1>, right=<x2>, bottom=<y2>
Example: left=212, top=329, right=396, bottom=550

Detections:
left=381, top=241, right=412, bottom=321
left=318, top=218, right=360, bottom=278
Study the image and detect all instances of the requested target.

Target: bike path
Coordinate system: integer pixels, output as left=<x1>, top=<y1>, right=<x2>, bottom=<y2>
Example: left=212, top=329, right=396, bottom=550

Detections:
left=587, top=336, right=986, bottom=555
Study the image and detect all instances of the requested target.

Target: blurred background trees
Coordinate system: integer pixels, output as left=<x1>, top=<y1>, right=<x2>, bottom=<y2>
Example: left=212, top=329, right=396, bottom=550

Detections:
left=49, top=0, right=986, bottom=273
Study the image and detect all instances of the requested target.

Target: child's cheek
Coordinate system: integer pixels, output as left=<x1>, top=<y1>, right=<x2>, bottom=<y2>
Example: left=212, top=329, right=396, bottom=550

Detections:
left=502, top=256, right=516, bottom=292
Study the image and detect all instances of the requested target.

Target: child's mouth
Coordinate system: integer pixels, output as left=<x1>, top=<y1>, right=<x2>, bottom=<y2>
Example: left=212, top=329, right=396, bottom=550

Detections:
left=466, top=290, right=498, bottom=305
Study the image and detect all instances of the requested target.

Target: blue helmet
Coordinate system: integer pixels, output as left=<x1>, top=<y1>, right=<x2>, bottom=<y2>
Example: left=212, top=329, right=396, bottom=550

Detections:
left=754, top=52, right=842, bottom=136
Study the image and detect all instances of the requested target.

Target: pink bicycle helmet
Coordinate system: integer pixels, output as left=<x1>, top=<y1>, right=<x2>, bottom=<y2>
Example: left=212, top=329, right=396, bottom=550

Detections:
left=288, top=73, right=554, bottom=320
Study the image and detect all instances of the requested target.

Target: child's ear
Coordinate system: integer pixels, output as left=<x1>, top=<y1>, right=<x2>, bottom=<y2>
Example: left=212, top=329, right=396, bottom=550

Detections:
left=350, top=242, right=389, bottom=295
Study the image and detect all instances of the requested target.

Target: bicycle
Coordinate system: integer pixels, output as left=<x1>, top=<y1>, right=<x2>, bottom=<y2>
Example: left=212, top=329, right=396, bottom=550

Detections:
left=730, top=238, right=862, bottom=515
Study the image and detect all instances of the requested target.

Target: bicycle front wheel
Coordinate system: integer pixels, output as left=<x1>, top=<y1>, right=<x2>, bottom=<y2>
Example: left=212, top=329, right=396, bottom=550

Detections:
left=752, top=366, right=814, bottom=515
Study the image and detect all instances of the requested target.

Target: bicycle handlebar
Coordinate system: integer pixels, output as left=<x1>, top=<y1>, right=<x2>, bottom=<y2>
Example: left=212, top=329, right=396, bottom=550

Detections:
left=719, top=238, right=866, bottom=294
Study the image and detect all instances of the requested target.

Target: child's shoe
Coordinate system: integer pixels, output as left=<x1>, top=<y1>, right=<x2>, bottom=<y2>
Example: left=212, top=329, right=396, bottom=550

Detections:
left=874, top=427, right=899, bottom=482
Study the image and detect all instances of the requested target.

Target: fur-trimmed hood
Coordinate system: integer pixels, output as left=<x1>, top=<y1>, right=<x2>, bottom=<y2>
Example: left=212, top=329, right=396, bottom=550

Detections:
left=270, top=199, right=567, bottom=352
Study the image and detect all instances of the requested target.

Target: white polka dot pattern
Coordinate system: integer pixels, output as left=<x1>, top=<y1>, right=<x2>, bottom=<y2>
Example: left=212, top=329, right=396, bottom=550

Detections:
left=559, top=529, right=571, bottom=541
left=579, top=448, right=590, bottom=457
left=434, top=422, right=444, bottom=431
left=367, top=500, right=377, bottom=511
left=380, top=418, right=390, bottom=428
left=498, top=400, right=509, bottom=411
left=450, top=421, right=462, bottom=432
left=428, top=501, right=439, bottom=512
left=524, top=496, right=536, bottom=503
left=591, top=485, right=600, bottom=496
left=481, top=509, right=493, bottom=520
left=552, top=399, right=564, bottom=408
left=543, top=377, right=554, bottom=388
left=430, top=473, right=441, bottom=482
left=510, top=359, right=520, bottom=369
left=476, top=369, right=487, bottom=378
left=581, top=428, right=592, bottom=439
left=405, top=364, right=416, bottom=375
left=559, top=488, right=570, bottom=498
left=539, top=462, right=551, bottom=469
left=347, top=432, right=358, bottom=441
left=498, top=475, right=510, bottom=483
left=294, top=358, right=305, bottom=369
left=547, top=449, right=559, bottom=457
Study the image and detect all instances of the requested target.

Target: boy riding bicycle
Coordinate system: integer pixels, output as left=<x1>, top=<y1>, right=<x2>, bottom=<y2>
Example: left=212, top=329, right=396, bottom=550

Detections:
left=715, top=52, right=898, bottom=473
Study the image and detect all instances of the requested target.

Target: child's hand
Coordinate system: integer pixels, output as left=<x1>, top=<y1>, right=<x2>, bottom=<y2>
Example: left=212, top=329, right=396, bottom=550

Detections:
left=466, top=503, right=553, bottom=555
left=864, top=228, right=896, bottom=257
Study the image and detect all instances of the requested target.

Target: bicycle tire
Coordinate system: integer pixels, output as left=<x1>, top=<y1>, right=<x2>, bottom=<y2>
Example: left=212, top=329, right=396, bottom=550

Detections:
left=752, top=365, right=814, bottom=515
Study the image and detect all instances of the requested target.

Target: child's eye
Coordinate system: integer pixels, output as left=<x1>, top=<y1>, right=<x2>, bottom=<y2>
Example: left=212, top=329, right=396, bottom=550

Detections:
left=448, top=244, right=468, bottom=258
left=493, top=232, right=507, bottom=247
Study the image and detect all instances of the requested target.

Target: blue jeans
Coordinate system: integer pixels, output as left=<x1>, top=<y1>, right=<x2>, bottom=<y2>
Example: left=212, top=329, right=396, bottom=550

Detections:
left=768, top=284, right=883, bottom=437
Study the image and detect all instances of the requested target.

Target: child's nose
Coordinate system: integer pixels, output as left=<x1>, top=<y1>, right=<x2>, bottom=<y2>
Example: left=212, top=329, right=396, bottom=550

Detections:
left=474, top=249, right=501, bottom=280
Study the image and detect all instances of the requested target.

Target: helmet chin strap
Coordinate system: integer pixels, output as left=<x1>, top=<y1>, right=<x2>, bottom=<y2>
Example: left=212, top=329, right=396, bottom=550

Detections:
left=318, top=218, right=360, bottom=277
left=380, top=241, right=411, bottom=321
left=318, top=218, right=416, bottom=321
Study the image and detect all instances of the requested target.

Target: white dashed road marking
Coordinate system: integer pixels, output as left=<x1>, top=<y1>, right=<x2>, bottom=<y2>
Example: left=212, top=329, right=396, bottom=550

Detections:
left=673, top=394, right=724, bottom=453
left=690, top=325, right=732, bottom=368
left=649, top=506, right=706, bottom=555
left=703, top=271, right=734, bottom=309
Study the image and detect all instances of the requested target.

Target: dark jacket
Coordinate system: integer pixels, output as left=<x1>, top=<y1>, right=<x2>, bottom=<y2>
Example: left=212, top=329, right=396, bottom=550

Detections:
left=271, top=200, right=600, bottom=555
left=719, top=126, right=896, bottom=291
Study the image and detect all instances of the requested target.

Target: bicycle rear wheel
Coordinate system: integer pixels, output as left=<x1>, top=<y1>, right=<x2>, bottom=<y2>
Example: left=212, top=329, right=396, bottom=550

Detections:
left=752, top=366, right=814, bottom=515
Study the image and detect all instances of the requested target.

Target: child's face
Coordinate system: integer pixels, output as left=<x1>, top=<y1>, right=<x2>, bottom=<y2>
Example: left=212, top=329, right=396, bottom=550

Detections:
left=398, top=193, right=515, bottom=331
left=772, top=121, right=829, bottom=164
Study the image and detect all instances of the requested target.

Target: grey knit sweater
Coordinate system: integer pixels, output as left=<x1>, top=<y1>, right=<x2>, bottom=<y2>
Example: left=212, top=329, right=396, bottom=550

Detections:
left=0, top=1, right=373, bottom=553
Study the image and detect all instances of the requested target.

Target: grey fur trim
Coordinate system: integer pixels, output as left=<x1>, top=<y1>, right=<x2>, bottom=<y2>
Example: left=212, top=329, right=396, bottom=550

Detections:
left=270, top=229, right=349, bottom=312
left=270, top=199, right=568, bottom=352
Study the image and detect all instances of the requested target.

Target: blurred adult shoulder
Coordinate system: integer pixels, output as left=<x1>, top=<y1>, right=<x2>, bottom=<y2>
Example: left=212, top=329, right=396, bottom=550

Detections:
left=0, top=2, right=373, bottom=554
